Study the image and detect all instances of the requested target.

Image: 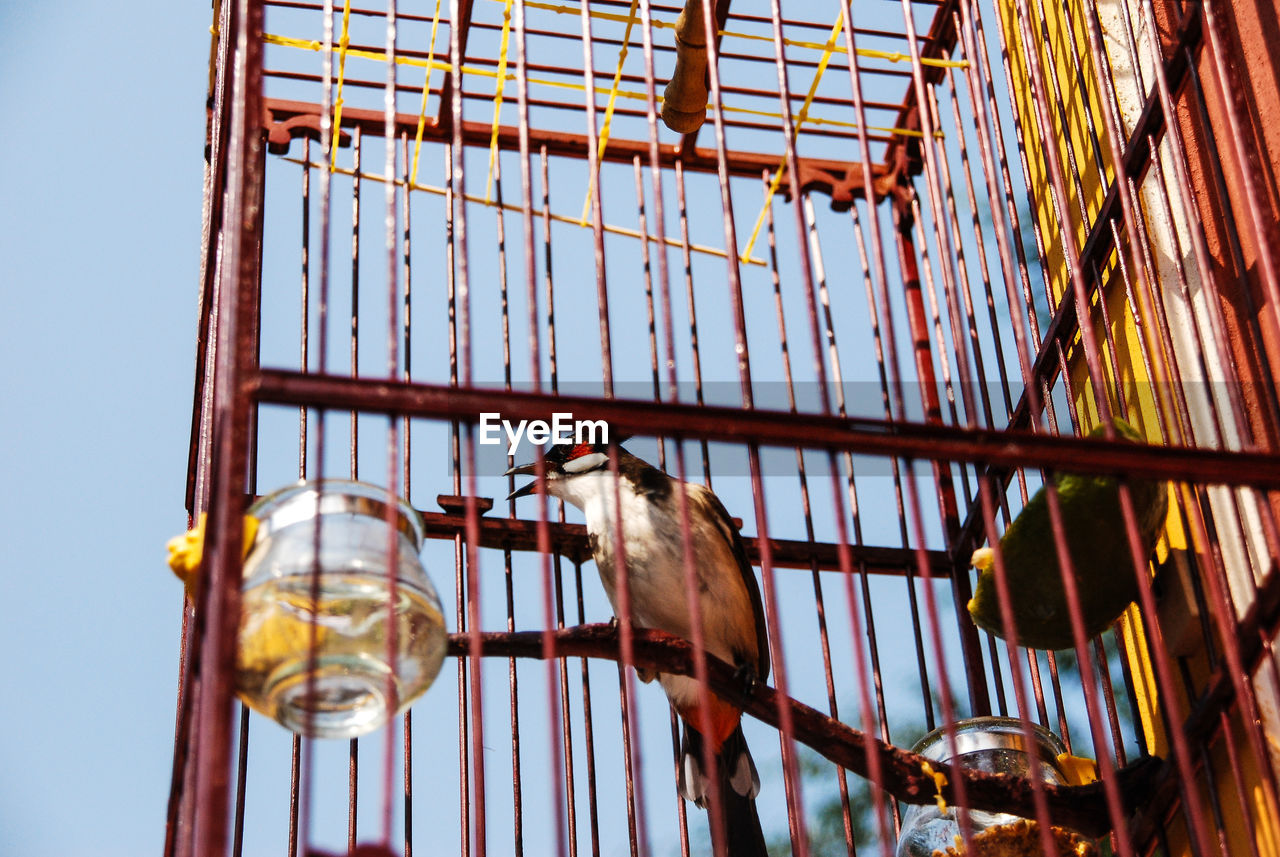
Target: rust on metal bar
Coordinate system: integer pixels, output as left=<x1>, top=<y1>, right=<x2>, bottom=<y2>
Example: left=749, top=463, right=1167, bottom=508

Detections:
left=884, top=0, right=960, bottom=177
left=190, top=0, right=267, bottom=854
left=169, top=4, right=242, bottom=854
left=250, top=368, right=1280, bottom=488
left=262, top=98, right=897, bottom=204
left=895, top=199, right=992, bottom=717
left=264, top=71, right=907, bottom=150
left=434, top=0, right=476, bottom=130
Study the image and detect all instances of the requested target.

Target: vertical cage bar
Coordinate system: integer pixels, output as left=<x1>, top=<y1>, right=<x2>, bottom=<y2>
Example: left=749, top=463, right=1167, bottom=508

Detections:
left=190, top=0, right=266, bottom=854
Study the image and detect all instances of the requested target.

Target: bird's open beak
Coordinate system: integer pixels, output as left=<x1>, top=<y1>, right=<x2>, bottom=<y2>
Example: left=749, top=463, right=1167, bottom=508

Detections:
left=504, top=461, right=541, bottom=500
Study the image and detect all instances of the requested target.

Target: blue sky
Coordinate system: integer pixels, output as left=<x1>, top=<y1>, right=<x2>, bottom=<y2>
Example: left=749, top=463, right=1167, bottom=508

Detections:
left=1, top=2, right=208, bottom=853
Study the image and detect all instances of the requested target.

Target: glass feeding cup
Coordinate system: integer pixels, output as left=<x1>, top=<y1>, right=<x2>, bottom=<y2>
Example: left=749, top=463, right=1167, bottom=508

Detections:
left=236, top=480, right=447, bottom=739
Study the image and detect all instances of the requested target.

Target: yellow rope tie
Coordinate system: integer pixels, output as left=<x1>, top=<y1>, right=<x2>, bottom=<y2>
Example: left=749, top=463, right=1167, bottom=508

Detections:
left=483, top=0, right=517, bottom=204
left=713, top=26, right=968, bottom=69
left=258, top=31, right=937, bottom=139
left=330, top=0, right=355, bottom=171
left=281, top=156, right=767, bottom=267
left=409, top=0, right=445, bottom=189
left=515, top=0, right=670, bottom=30
left=919, top=760, right=950, bottom=814
left=739, top=10, right=844, bottom=264
left=486, top=0, right=969, bottom=69
left=580, top=0, right=640, bottom=225
left=723, top=103, right=929, bottom=137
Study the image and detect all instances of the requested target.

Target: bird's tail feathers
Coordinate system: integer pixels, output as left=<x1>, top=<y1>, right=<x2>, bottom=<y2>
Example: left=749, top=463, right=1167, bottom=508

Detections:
left=679, top=721, right=767, bottom=857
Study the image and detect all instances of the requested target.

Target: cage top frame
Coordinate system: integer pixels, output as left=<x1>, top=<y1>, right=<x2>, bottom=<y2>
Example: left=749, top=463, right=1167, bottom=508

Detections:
left=257, top=0, right=967, bottom=208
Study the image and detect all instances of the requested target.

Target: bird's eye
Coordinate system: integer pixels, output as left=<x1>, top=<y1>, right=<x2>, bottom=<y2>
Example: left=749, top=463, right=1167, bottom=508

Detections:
left=563, top=451, right=608, bottom=474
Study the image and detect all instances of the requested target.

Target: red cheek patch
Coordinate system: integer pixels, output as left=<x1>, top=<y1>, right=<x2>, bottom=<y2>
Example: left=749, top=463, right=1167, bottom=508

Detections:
left=566, top=443, right=596, bottom=461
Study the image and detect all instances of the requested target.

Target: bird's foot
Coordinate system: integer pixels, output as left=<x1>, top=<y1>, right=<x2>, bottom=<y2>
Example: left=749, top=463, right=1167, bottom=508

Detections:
left=732, top=662, right=759, bottom=705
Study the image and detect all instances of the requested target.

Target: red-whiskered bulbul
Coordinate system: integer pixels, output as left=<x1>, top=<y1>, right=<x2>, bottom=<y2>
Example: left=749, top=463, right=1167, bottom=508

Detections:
left=508, top=440, right=770, bottom=857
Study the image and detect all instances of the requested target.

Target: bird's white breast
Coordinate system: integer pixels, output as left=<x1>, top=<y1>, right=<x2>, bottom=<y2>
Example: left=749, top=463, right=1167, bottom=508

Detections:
left=549, top=471, right=758, bottom=674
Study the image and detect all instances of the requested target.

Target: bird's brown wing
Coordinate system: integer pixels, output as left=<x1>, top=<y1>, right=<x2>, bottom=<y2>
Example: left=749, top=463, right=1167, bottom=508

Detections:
left=688, top=485, right=771, bottom=685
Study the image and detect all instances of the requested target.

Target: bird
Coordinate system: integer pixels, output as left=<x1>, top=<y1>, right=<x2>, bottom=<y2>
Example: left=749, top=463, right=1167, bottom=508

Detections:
left=967, top=419, right=1169, bottom=651
left=507, top=440, right=771, bottom=857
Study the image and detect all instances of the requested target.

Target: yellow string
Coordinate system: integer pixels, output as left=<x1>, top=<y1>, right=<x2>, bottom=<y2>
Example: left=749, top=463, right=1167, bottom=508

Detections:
left=720, top=102, right=929, bottom=138
left=493, top=0, right=968, bottom=70
left=920, top=760, right=949, bottom=814
left=409, top=0, right=445, bottom=188
left=330, top=0, right=355, bottom=170
left=483, top=0, right=516, bottom=204
left=739, top=11, right=845, bottom=263
left=259, top=31, right=932, bottom=139
left=580, top=0, right=640, bottom=224
left=281, top=155, right=766, bottom=266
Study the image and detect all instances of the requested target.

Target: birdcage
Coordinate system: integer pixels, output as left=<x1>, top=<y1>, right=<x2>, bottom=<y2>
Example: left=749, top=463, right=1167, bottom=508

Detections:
left=167, top=1, right=1280, bottom=856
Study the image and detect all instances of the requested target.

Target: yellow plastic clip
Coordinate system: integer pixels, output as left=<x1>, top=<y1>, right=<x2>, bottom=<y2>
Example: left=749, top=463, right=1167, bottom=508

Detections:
left=166, top=513, right=260, bottom=599
left=920, top=760, right=949, bottom=814
left=1056, top=753, right=1099, bottom=786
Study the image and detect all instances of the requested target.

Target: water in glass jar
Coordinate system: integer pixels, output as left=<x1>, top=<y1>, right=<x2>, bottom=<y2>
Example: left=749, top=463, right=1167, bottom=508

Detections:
left=236, top=574, right=446, bottom=739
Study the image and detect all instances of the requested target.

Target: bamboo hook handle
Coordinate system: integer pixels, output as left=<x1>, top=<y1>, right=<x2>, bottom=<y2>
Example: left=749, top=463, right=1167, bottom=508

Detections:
left=661, top=0, right=709, bottom=133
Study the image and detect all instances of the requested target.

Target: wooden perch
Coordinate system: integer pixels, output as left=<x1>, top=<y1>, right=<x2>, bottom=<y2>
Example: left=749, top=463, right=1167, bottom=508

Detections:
left=662, top=0, right=709, bottom=133
left=446, top=623, right=1162, bottom=838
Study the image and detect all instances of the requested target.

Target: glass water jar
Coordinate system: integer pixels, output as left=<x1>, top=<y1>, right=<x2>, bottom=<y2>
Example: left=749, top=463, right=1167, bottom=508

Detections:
left=895, top=717, right=1087, bottom=857
left=236, top=480, right=447, bottom=739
